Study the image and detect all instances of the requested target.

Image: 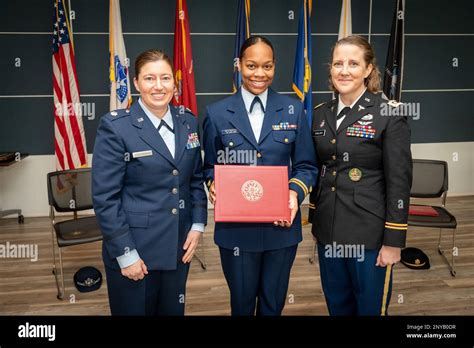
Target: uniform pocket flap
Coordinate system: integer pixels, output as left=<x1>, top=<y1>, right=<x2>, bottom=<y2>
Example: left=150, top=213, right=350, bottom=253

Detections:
left=272, top=130, right=296, bottom=144
left=221, top=133, right=245, bottom=148
left=353, top=188, right=385, bottom=220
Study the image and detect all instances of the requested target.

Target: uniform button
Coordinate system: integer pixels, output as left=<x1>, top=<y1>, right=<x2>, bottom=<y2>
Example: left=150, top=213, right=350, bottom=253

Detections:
left=331, top=186, right=336, bottom=192
left=229, top=141, right=234, bottom=147
left=332, top=171, right=336, bottom=176
left=284, top=138, right=289, bottom=143
left=257, top=152, right=262, bottom=158
left=172, top=169, right=179, bottom=176
left=330, top=139, right=336, bottom=144
left=332, top=155, right=336, bottom=160
left=171, top=208, right=178, bottom=215
left=172, top=188, right=178, bottom=194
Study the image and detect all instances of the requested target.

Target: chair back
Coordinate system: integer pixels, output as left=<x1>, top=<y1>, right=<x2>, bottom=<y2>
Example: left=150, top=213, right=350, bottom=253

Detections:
left=47, top=168, right=93, bottom=212
left=410, top=159, right=448, bottom=198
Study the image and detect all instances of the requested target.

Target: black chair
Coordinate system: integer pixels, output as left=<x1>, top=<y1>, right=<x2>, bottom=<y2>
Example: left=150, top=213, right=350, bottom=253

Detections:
left=47, top=168, right=102, bottom=299
left=408, top=159, right=457, bottom=276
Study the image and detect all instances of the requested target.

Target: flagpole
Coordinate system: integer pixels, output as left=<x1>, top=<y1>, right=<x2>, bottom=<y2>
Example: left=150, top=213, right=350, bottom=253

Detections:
left=399, top=0, right=405, bottom=101
left=368, top=0, right=373, bottom=43
left=67, top=0, right=73, bottom=38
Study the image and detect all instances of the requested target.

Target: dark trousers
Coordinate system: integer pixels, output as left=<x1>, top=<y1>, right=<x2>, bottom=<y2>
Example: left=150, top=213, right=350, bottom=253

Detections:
left=219, top=245, right=298, bottom=316
left=105, top=261, right=190, bottom=316
left=317, top=243, right=393, bottom=316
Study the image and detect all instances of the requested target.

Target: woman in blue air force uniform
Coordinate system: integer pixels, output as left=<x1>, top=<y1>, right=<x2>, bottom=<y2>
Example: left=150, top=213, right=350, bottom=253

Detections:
left=92, top=49, right=207, bottom=315
left=203, top=36, right=317, bottom=316
left=309, top=36, right=412, bottom=316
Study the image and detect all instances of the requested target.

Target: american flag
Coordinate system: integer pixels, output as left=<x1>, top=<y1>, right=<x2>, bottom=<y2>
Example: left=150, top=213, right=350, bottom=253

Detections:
left=52, top=0, right=88, bottom=170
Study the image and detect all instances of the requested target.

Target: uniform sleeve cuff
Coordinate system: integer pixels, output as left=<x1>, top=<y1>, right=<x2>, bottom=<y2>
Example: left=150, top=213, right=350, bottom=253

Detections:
left=289, top=178, right=309, bottom=204
left=191, top=223, right=205, bottom=233
left=116, top=249, right=140, bottom=269
left=383, top=222, right=408, bottom=248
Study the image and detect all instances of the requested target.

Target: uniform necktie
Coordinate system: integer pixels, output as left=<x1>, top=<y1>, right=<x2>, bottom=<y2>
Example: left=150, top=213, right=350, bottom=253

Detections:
left=337, top=106, right=351, bottom=120
left=249, top=96, right=265, bottom=113
left=158, top=119, right=174, bottom=134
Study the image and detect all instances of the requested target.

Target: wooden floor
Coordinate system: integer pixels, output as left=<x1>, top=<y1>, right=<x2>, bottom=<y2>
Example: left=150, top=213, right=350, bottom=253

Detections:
left=1, top=196, right=473, bottom=315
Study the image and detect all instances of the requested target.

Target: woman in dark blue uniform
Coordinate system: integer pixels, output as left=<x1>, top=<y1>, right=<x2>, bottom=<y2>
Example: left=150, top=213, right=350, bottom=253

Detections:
left=203, top=36, right=317, bottom=316
left=92, top=49, right=207, bottom=315
left=309, top=35, right=412, bottom=315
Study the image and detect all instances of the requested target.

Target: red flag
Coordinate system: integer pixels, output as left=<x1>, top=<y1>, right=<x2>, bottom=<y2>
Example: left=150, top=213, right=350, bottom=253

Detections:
left=52, top=0, right=88, bottom=170
left=172, top=0, right=198, bottom=115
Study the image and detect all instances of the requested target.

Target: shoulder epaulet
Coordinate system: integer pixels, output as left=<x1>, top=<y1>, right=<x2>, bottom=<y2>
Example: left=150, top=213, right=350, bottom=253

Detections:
left=174, top=105, right=196, bottom=118
left=314, top=102, right=326, bottom=110
left=106, top=109, right=130, bottom=120
left=387, top=100, right=404, bottom=108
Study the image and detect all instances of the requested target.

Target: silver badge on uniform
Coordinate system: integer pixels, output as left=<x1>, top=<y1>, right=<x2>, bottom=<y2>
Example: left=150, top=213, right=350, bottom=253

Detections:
left=132, top=150, right=153, bottom=158
left=358, top=105, right=365, bottom=111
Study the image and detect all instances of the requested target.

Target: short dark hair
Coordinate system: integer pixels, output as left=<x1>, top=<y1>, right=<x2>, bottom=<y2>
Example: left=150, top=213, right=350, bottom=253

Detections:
left=134, top=49, right=174, bottom=78
left=239, top=35, right=275, bottom=61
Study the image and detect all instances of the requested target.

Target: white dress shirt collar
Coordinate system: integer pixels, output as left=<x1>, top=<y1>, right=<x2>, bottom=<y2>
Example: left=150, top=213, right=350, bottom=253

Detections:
left=337, top=87, right=367, bottom=114
left=138, top=98, right=173, bottom=130
left=241, top=87, right=268, bottom=114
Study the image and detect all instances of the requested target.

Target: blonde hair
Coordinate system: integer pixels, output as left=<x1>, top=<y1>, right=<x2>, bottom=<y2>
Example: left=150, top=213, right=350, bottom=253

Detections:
left=328, top=35, right=381, bottom=93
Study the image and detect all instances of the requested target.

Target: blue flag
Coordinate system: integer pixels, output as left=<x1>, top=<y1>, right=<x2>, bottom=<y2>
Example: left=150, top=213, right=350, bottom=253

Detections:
left=292, top=0, right=312, bottom=126
left=233, top=0, right=250, bottom=93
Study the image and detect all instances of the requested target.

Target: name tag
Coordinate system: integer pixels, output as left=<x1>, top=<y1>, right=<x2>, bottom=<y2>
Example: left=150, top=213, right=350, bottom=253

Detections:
left=221, top=128, right=239, bottom=135
left=313, top=129, right=326, bottom=137
left=132, top=150, right=153, bottom=158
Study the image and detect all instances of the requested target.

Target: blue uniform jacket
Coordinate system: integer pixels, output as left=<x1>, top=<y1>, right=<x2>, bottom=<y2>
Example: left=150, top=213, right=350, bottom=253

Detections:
left=203, top=88, right=318, bottom=252
left=92, top=102, right=207, bottom=271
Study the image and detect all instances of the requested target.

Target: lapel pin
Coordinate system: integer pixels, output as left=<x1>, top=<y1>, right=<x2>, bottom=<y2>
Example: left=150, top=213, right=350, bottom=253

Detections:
left=111, top=111, right=118, bottom=116
left=320, top=120, right=325, bottom=127
left=137, top=117, right=144, bottom=122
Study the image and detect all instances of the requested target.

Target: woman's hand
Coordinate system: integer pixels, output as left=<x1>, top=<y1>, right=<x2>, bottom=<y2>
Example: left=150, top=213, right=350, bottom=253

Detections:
left=121, top=258, right=148, bottom=281
left=376, top=245, right=401, bottom=267
left=274, top=190, right=299, bottom=228
left=209, top=182, right=216, bottom=205
left=182, top=230, right=202, bottom=263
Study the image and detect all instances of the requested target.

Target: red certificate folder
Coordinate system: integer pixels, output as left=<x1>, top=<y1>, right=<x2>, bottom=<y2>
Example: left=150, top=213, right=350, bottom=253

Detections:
left=214, top=165, right=291, bottom=223
left=409, top=205, right=440, bottom=217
